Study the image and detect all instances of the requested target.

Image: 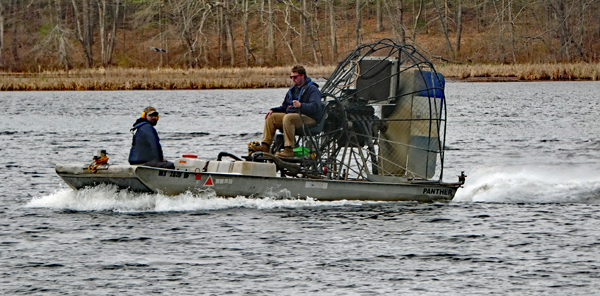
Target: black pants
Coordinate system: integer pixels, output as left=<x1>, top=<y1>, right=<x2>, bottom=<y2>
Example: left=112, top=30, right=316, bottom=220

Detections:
left=144, top=159, right=175, bottom=169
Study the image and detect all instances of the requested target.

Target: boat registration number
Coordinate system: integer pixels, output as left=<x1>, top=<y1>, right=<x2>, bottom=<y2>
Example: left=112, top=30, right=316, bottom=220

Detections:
left=158, top=170, right=191, bottom=179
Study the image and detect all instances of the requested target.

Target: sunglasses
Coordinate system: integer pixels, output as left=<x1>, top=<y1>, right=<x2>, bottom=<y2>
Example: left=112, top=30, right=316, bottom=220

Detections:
left=290, top=74, right=302, bottom=79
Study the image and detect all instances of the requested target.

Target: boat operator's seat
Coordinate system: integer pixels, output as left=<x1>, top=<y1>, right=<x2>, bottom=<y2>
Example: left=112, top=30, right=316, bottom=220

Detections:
left=270, top=98, right=334, bottom=177
left=272, top=101, right=328, bottom=155
left=295, top=101, right=328, bottom=137
left=291, top=101, right=329, bottom=160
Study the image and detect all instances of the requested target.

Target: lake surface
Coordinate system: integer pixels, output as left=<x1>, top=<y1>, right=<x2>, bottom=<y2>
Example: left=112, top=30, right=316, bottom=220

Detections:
left=1, top=82, right=600, bottom=294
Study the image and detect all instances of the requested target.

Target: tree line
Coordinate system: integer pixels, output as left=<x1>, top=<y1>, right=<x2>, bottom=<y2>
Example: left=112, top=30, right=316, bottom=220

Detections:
left=0, top=0, right=598, bottom=72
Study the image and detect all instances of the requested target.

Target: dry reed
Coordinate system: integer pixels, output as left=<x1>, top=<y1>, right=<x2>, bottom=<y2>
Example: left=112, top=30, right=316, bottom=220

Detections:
left=1, top=63, right=598, bottom=91
left=438, top=63, right=600, bottom=81
left=0, top=66, right=336, bottom=91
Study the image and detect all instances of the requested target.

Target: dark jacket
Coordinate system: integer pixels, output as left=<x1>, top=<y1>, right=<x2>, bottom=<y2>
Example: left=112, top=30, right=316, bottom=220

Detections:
left=128, top=118, right=164, bottom=165
left=271, top=76, right=323, bottom=120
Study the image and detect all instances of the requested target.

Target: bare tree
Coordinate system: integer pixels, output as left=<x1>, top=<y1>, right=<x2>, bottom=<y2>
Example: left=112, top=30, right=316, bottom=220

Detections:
left=71, top=0, right=95, bottom=67
left=241, top=0, right=252, bottom=65
left=224, top=0, right=236, bottom=66
left=397, top=0, right=406, bottom=44
left=410, top=0, right=424, bottom=41
left=355, top=0, right=361, bottom=46
left=267, top=0, right=274, bottom=57
left=282, top=0, right=319, bottom=64
left=382, top=0, right=406, bottom=44
left=328, top=0, right=337, bottom=63
left=432, top=0, right=454, bottom=56
left=167, top=0, right=210, bottom=68
left=10, top=0, right=21, bottom=70
left=1, top=0, right=600, bottom=70
left=376, top=0, right=383, bottom=32
left=547, top=0, right=585, bottom=61
left=97, top=0, right=120, bottom=67
left=0, top=2, right=5, bottom=68
left=301, top=0, right=307, bottom=48
left=51, top=0, right=72, bottom=70
left=267, top=3, right=298, bottom=64
left=455, top=0, right=462, bottom=53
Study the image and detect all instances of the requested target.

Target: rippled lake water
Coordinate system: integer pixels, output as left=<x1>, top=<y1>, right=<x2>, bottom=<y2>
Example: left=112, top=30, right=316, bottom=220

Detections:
left=1, top=82, right=600, bottom=294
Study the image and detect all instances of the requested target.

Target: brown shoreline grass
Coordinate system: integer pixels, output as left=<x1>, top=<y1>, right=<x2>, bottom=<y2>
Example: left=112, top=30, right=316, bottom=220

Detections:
left=0, top=66, right=336, bottom=91
left=0, top=63, right=598, bottom=91
left=439, top=63, right=600, bottom=81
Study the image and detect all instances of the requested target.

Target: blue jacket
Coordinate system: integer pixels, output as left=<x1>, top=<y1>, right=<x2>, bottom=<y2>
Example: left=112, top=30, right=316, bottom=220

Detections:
left=128, top=118, right=164, bottom=165
left=271, top=76, right=323, bottom=120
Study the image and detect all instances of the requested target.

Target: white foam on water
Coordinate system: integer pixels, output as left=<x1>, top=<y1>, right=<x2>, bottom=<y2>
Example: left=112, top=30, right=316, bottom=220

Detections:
left=26, top=184, right=369, bottom=213
left=453, top=165, right=600, bottom=203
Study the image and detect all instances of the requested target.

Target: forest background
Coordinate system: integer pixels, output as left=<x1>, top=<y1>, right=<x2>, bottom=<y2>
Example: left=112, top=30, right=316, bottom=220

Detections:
left=0, top=0, right=599, bottom=90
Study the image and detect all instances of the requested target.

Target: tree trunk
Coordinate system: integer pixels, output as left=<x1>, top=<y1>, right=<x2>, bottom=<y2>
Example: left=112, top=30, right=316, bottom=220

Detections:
left=10, top=0, right=20, bottom=70
left=297, top=0, right=319, bottom=64
left=71, top=0, right=94, bottom=67
left=163, top=5, right=169, bottom=67
left=59, top=31, right=70, bottom=70
left=97, top=0, right=117, bottom=67
left=328, top=0, right=337, bottom=63
left=302, top=0, right=307, bottom=50
left=508, top=0, right=515, bottom=62
left=98, top=0, right=106, bottom=66
left=259, top=0, right=265, bottom=65
left=382, top=0, right=403, bottom=44
left=397, top=0, right=405, bottom=44
left=355, top=0, right=361, bottom=47
left=109, top=0, right=119, bottom=66
left=432, top=0, right=454, bottom=56
left=376, top=0, right=383, bottom=32
left=550, top=0, right=586, bottom=61
left=217, top=4, right=224, bottom=66
left=242, top=0, right=250, bottom=66
left=308, top=2, right=319, bottom=64
left=0, top=2, right=5, bottom=68
left=411, top=0, right=423, bottom=41
left=170, top=0, right=210, bottom=68
left=455, top=0, right=462, bottom=53
left=267, top=0, right=274, bottom=57
left=274, top=4, right=297, bottom=64
left=55, top=0, right=71, bottom=70
left=224, top=0, right=234, bottom=66
left=552, top=0, right=571, bottom=60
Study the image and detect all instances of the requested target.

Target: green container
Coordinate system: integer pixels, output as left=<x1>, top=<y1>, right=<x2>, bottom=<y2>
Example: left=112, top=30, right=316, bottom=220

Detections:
left=293, top=146, right=311, bottom=157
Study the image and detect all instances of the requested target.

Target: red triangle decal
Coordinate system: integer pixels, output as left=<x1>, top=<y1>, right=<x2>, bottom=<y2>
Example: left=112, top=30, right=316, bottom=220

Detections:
left=204, top=176, right=214, bottom=186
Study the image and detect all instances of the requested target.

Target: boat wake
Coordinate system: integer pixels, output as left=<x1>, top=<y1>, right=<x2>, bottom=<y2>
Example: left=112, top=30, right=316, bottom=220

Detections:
left=26, top=184, right=367, bottom=213
left=454, top=165, right=600, bottom=204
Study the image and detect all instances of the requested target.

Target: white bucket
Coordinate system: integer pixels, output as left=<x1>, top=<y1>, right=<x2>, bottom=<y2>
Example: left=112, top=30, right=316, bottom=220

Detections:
left=174, top=156, right=207, bottom=172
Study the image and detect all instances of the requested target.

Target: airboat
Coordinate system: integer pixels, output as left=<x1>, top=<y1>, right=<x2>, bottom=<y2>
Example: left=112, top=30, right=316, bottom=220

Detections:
left=56, top=39, right=465, bottom=201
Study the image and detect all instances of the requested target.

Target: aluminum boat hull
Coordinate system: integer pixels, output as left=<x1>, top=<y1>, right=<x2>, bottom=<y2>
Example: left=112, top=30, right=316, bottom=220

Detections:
left=56, top=163, right=459, bottom=202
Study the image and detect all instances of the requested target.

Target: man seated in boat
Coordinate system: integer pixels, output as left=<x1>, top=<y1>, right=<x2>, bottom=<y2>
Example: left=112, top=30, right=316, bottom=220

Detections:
left=128, top=106, right=175, bottom=169
left=250, top=65, right=322, bottom=158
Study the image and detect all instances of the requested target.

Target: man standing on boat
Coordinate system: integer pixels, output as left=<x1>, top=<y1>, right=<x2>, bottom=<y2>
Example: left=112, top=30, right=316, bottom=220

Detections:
left=128, top=106, right=175, bottom=169
left=250, top=65, right=322, bottom=158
